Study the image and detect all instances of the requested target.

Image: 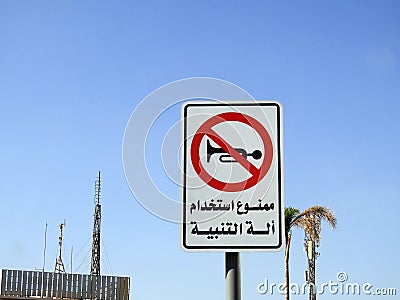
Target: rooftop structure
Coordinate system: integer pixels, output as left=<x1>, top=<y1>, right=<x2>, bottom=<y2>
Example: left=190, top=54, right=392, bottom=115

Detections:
left=0, top=269, right=129, bottom=300
left=0, top=173, right=130, bottom=300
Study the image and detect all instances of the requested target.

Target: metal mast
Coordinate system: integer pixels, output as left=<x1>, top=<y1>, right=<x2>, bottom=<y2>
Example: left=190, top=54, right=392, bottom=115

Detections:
left=54, top=220, right=66, bottom=273
left=90, top=171, right=101, bottom=276
left=304, top=216, right=321, bottom=300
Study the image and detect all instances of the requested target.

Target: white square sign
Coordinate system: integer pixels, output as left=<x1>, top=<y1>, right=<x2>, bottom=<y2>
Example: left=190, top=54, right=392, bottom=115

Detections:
left=181, top=101, right=284, bottom=251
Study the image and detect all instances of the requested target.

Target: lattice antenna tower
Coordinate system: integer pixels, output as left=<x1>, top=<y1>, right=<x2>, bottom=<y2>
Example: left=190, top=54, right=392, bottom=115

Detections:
left=54, top=220, right=66, bottom=273
left=90, top=171, right=101, bottom=276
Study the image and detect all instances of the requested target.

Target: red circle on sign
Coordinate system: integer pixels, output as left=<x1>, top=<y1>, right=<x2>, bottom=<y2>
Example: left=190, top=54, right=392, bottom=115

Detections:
left=190, top=112, right=273, bottom=192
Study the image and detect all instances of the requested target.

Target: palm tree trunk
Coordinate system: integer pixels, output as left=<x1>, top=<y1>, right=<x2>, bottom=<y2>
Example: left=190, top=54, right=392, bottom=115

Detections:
left=285, top=232, right=292, bottom=300
left=308, top=240, right=316, bottom=300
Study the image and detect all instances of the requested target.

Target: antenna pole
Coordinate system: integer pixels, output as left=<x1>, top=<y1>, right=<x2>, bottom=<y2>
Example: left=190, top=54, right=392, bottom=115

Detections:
left=90, top=171, right=102, bottom=276
left=54, top=221, right=66, bottom=273
left=43, top=222, right=47, bottom=273
left=41, top=222, right=47, bottom=298
left=71, top=246, right=73, bottom=274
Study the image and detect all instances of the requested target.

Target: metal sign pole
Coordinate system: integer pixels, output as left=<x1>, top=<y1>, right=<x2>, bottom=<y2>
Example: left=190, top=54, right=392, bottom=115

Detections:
left=225, top=252, right=241, bottom=300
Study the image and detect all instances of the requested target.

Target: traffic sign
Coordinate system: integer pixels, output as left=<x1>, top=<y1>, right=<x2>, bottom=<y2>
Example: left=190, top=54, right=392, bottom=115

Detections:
left=182, top=101, right=284, bottom=251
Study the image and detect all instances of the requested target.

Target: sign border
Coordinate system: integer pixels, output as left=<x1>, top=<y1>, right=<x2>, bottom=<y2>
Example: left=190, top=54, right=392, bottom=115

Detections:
left=182, top=101, right=284, bottom=251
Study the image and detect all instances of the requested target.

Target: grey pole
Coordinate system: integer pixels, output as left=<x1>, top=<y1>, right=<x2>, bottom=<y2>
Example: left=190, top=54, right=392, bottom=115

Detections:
left=225, top=252, right=241, bottom=300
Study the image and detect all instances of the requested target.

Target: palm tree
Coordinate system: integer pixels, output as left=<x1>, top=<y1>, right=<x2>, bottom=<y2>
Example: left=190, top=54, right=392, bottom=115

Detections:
left=284, top=207, right=300, bottom=300
left=295, top=206, right=337, bottom=300
left=284, top=206, right=337, bottom=300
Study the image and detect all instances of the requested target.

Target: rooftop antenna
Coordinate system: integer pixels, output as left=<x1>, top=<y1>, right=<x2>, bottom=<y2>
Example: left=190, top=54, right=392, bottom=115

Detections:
left=42, top=222, right=47, bottom=298
left=42, top=222, right=47, bottom=273
left=90, top=171, right=101, bottom=276
left=70, top=246, right=73, bottom=274
left=54, top=220, right=66, bottom=273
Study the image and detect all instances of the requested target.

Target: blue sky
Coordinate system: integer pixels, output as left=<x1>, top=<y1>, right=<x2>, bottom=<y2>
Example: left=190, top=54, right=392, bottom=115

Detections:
left=1, top=1, right=399, bottom=300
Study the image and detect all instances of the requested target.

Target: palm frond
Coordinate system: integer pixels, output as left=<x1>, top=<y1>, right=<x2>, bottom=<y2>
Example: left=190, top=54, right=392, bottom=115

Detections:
left=284, top=207, right=300, bottom=238
left=292, top=206, right=337, bottom=241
